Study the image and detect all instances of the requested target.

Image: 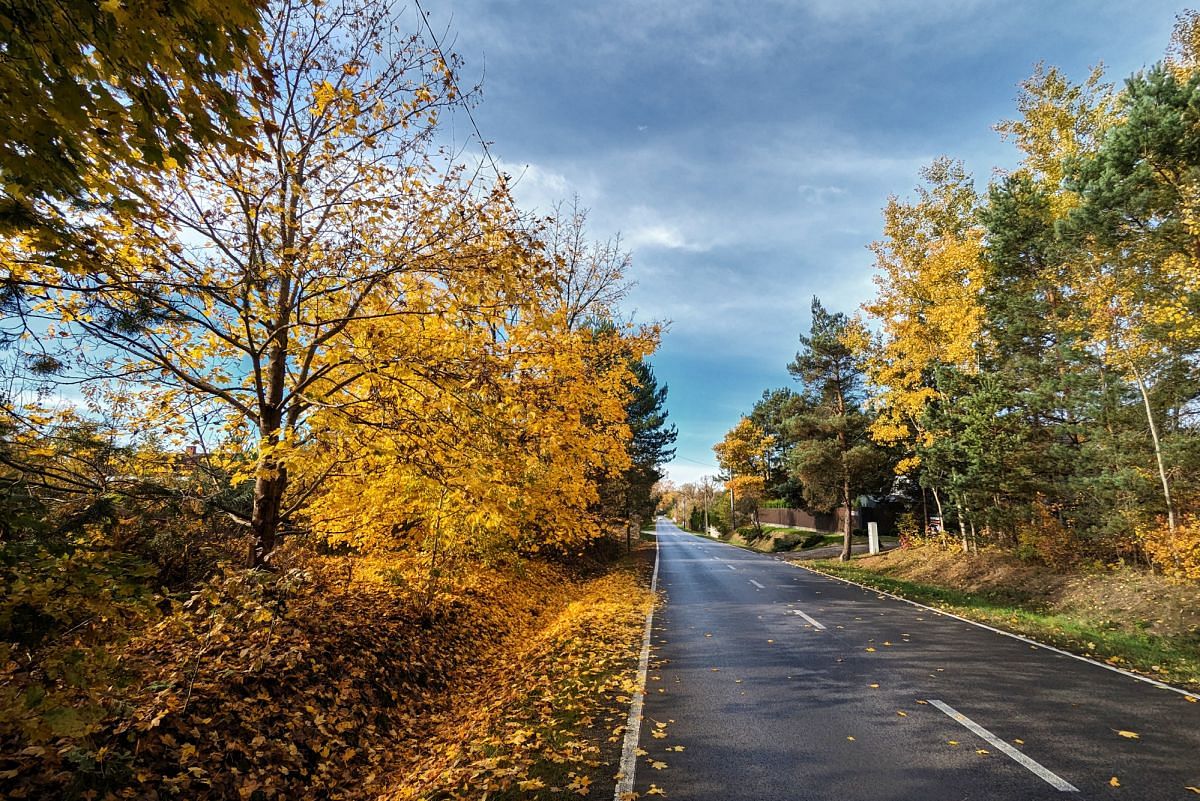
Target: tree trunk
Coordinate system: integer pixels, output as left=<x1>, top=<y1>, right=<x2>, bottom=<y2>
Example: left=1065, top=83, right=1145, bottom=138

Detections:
left=955, top=497, right=969, bottom=554
left=1132, top=367, right=1178, bottom=540
left=250, top=462, right=287, bottom=567
left=931, top=486, right=947, bottom=548
left=840, top=475, right=853, bottom=562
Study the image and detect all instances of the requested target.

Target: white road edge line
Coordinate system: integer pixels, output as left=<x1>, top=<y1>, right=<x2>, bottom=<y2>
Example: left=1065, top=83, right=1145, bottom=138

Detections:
left=787, top=609, right=826, bottom=630
left=793, top=563, right=1198, bottom=698
left=614, top=527, right=660, bottom=800
left=928, top=699, right=1078, bottom=792
left=749, top=579, right=765, bottom=589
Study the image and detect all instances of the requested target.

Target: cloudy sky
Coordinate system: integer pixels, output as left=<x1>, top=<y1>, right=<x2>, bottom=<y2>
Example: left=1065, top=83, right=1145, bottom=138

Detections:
left=422, top=0, right=1184, bottom=485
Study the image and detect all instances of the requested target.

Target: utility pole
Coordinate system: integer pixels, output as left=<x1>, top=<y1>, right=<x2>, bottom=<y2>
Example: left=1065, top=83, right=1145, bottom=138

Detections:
left=729, top=481, right=735, bottom=530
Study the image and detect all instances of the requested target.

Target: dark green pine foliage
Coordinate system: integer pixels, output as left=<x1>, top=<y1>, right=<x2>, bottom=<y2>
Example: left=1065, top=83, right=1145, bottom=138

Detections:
left=597, top=360, right=677, bottom=526
left=1066, top=64, right=1200, bottom=530
left=973, top=174, right=1111, bottom=540
left=625, top=359, right=678, bottom=519
left=786, top=297, right=893, bottom=560
left=1068, top=64, right=1200, bottom=299
left=748, top=387, right=808, bottom=506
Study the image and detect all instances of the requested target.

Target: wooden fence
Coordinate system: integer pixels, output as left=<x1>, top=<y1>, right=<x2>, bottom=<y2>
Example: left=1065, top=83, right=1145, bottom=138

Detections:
left=756, top=506, right=897, bottom=534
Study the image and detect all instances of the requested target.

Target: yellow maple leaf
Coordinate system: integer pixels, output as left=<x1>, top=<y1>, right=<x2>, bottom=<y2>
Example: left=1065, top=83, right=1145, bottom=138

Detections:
left=1115, top=730, right=1139, bottom=739
left=1110, top=776, right=1121, bottom=787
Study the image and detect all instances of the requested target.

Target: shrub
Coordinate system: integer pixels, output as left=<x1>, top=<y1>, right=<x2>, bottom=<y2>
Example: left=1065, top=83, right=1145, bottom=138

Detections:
left=771, top=533, right=803, bottom=552
left=1016, top=505, right=1079, bottom=568
left=1137, top=515, right=1200, bottom=580
left=799, top=533, right=825, bottom=549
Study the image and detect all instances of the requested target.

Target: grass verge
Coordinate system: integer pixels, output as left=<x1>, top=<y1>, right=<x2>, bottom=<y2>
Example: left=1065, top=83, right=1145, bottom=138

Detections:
left=805, top=557, right=1200, bottom=691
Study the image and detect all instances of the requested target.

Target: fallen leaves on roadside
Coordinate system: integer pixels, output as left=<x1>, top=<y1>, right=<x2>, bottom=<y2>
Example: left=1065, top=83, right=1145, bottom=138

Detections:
left=384, top=561, right=655, bottom=800
left=1115, top=730, right=1140, bottom=739
left=1110, top=776, right=1121, bottom=788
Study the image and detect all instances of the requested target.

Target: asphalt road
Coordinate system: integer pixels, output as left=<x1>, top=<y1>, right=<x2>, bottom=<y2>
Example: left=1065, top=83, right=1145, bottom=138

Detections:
left=630, top=518, right=1200, bottom=801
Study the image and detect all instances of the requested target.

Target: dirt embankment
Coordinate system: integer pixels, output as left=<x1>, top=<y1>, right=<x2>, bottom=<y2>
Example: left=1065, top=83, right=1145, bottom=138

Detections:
left=848, top=546, right=1200, bottom=640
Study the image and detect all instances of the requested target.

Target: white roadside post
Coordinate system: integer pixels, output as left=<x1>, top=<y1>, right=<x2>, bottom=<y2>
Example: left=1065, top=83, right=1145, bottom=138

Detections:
left=868, top=521, right=880, bottom=555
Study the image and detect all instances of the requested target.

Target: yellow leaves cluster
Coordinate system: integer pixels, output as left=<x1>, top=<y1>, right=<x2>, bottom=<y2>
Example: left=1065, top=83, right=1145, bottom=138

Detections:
left=300, top=302, right=656, bottom=558
left=713, top=418, right=774, bottom=480
left=994, top=63, right=1117, bottom=188
left=1136, top=515, right=1200, bottom=581
left=862, top=160, right=984, bottom=462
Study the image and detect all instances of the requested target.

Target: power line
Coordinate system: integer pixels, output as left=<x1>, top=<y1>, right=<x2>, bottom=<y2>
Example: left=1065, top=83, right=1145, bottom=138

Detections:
left=411, top=0, right=504, bottom=182
left=672, top=455, right=721, bottom=469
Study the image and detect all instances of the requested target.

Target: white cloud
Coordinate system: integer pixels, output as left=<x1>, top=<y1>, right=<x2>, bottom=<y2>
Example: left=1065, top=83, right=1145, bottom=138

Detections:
left=625, top=223, right=709, bottom=253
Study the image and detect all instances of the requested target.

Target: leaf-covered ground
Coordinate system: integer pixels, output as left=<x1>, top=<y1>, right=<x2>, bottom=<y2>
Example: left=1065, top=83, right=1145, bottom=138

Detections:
left=1, top=548, right=655, bottom=800
left=385, top=548, right=656, bottom=800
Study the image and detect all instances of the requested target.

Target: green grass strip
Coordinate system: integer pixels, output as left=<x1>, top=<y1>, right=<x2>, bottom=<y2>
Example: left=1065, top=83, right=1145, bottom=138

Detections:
left=807, top=560, right=1200, bottom=691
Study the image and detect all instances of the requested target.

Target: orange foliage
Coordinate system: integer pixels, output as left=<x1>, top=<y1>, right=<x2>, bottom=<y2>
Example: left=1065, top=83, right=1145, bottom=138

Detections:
left=1016, top=505, right=1080, bottom=569
left=0, top=552, right=651, bottom=800
left=1138, top=516, right=1200, bottom=581
left=385, top=560, right=654, bottom=799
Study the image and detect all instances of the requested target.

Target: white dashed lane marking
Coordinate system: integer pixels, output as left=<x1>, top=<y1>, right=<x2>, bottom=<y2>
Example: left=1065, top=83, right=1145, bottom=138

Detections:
left=786, top=609, right=826, bottom=630
left=928, top=700, right=1078, bottom=793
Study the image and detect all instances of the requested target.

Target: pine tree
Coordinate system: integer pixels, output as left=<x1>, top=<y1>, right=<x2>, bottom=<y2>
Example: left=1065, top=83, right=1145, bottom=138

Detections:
left=788, top=298, right=893, bottom=560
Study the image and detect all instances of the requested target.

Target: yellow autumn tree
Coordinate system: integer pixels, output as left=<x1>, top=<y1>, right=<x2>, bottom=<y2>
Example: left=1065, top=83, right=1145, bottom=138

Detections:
left=301, top=307, right=657, bottom=564
left=9, top=0, right=558, bottom=565
left=862, top=158, right=984, bottom=474
left=713, top=417, right=774, bottom=527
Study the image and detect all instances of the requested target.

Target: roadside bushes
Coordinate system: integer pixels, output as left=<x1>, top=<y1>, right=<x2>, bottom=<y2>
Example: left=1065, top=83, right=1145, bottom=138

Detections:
left=0, top=553, right=580, bottom=800
left=1138, top=516, right=1200, bottom=580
